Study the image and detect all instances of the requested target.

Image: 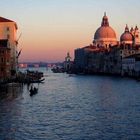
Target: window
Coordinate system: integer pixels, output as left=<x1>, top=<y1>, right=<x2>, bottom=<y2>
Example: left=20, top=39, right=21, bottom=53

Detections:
left=7, top=27, right=10, bottom=31
left=0, top=51, right=4, bottom=54
left=1, top=68, right=4, bottom=72
left=1, top=57, right=4, bottom=62
left=7, top=34, right=10, bottom=39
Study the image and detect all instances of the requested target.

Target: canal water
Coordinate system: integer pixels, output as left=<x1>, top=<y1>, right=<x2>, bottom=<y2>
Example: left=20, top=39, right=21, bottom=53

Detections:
left=0, top=68, right=140, bottom=140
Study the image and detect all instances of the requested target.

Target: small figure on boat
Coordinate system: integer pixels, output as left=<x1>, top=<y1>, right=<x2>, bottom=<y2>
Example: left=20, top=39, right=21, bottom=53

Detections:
left=29, top=85, right=38, bottom=96
left=33, top=87, right=38, bottom=93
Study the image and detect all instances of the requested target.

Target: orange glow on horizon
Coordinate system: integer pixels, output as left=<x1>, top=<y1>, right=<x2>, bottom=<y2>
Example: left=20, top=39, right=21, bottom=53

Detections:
left=5, top=0, right=139, bottom=62
left=19, top=27, right=92, bottom=62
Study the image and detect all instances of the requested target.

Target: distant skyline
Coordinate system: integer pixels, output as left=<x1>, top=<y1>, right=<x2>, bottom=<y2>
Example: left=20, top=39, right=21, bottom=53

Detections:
left=0, top=0, right=140, bottom=62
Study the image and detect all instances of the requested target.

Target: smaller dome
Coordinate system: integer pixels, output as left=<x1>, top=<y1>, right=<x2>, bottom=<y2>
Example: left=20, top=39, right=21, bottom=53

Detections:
left=120, top=32, right=133, bottom=42
left=120, top=25, right=133, bottom=42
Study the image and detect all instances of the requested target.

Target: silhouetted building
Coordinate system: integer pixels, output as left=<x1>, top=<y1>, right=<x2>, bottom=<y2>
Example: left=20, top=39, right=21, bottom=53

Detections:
left=63, top=52, right=73, bottom=72
left=0, top=39, right=11, bottom=80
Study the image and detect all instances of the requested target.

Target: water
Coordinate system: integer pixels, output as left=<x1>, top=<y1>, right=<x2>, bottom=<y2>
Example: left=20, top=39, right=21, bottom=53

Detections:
left=0, top=68, right=140, bottom=140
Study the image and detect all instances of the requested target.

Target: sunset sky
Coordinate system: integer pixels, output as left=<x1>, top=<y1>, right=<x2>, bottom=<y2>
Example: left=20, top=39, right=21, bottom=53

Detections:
left=0, top=0, right=140, bottom=62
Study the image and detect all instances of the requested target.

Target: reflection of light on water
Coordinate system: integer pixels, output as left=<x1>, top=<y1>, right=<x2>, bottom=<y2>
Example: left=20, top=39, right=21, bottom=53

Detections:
left=98, top=79, right=117, bottom=109
left=0, top=70, right=140, bottom=140
left=0, top=83, right=23, bottom=101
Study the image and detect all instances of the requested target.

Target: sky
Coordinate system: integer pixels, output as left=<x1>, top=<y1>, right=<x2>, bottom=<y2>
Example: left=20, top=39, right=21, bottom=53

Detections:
left=0, top=0, right=140, bottom=62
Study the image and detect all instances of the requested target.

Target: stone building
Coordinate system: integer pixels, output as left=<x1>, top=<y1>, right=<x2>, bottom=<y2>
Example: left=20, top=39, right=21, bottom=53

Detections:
left=63, top=52, right=73, bottom=72
left=74, top=13, right=140, bottom=77
left=0, top=39, right=11, bottom=80
left=74, top=45, right=96, bottom=73
left=122, top=54, right=140, bottom=77
left=0, top=17, right=18, bottom=76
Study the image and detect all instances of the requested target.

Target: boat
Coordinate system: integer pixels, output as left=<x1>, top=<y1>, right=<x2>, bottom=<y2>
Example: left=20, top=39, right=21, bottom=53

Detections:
left=29, top=86, right=38, bottom=96
left=27, top=70, right=44, bottom=79
left=51, top=66, right=65, bottom=73
left=29, top=78, right=45, bottom=83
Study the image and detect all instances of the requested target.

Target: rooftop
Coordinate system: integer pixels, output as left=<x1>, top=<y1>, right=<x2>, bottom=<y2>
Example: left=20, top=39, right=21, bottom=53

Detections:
left=0, top=17, right=18, bottom=29
left=0, top=17, right=14, bottom=22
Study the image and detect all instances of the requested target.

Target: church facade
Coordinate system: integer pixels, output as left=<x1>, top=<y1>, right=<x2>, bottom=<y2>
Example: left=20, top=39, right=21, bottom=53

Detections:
left=74, top=13, right=140, bottom=77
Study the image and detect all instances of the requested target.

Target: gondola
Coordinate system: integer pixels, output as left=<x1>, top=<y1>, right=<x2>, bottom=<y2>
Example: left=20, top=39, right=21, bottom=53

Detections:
left=30, top=78, right=45, bottom=83
left=29, top=87, right=38, bottom=96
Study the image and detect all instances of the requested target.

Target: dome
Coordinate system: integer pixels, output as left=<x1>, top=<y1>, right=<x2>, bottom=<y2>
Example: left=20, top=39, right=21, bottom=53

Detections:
left=94, top=26, right=117, bottom=40
left=120, top=32, right=133, bottom=42
left=93, top=13, right=117, bottom=46
left=120, top=25, right=133, bottom=42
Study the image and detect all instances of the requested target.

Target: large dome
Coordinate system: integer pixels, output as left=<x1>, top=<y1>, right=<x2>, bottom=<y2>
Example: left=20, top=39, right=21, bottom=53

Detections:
left=94, top=26, right=117, bottom=40
left=93, top=13, right=117, bottom=46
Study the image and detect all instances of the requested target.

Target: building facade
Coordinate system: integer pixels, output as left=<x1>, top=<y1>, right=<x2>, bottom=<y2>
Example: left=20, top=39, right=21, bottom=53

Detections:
left=0, top=39, right=11, bottom=80
left=74, top=13, right=140, bottom=77
left=63, top=52, right=73, bottom=72
left=122, top=54, right=140, bottom=77
left=0, top=17, right=18, bottom=76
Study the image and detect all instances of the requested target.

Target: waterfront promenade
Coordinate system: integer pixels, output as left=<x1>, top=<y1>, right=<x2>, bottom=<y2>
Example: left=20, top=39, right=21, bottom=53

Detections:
left=0, top=68, right=140, bottom=140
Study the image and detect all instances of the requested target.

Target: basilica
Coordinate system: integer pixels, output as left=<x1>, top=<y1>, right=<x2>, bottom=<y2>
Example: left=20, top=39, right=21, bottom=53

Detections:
left=74, top=13, right=140, bottom=77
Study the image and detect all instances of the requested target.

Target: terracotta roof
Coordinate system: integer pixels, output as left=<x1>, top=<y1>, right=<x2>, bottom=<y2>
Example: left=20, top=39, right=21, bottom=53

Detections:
left=0, top=17, right=18, bottom=29
left=0, top=17, right=14, bottom=22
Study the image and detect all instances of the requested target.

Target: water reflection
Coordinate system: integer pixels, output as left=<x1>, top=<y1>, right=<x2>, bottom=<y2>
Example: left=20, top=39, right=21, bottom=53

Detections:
left=0, top=70, right=140, bottom=140
left=0, top=83, right=23, bottom=101
left=0, top=83, right=24, bottom=140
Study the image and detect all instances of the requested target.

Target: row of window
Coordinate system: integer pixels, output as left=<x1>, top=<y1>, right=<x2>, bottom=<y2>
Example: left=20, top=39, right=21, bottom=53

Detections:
left=120, top=50, right=135, bottom=54
left=0, top=57, right=9, bottom=63
left=0, top=68, right=9, bottom=72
